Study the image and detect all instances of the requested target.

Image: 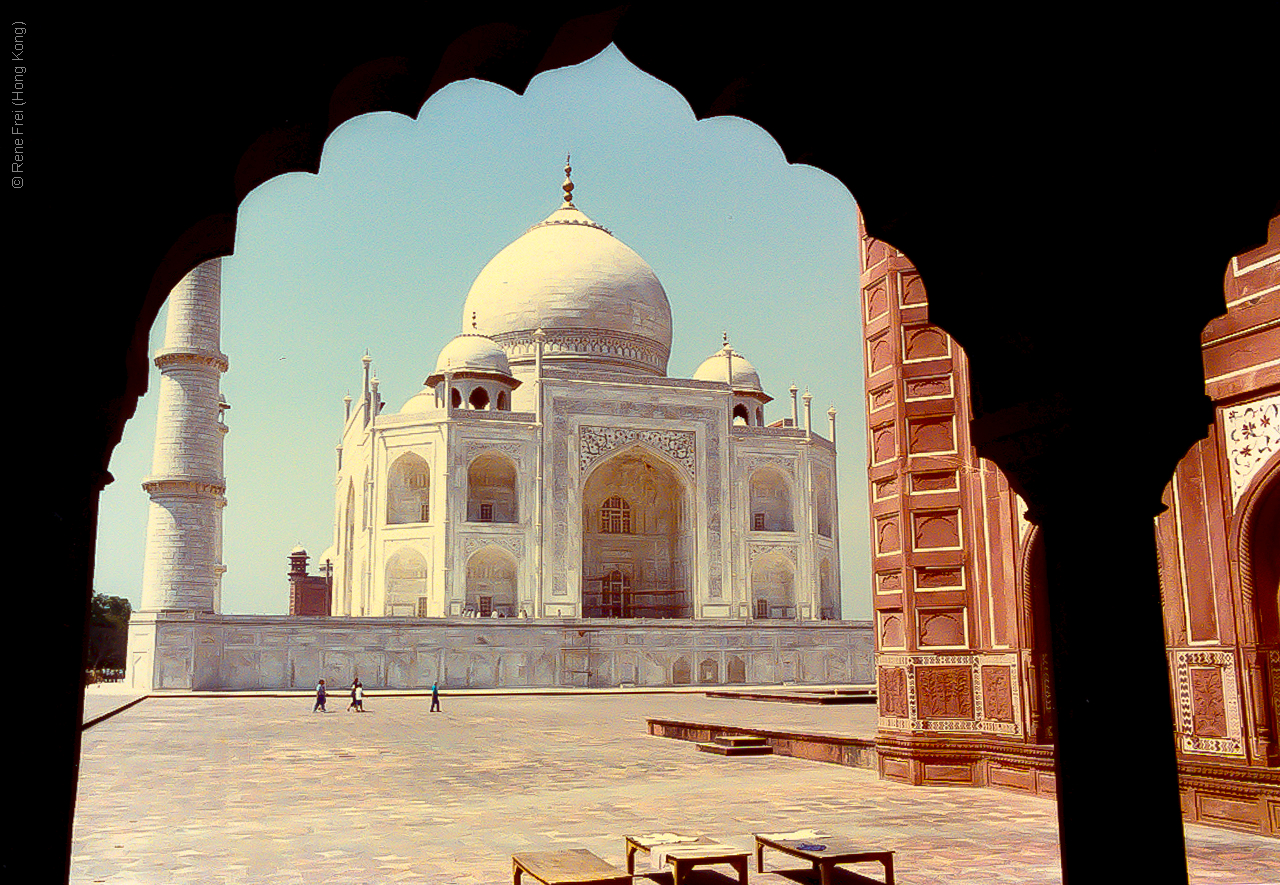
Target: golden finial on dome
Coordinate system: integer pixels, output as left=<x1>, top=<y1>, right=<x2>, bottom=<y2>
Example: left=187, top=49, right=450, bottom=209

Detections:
left=562, top=153, right=574, bottom=207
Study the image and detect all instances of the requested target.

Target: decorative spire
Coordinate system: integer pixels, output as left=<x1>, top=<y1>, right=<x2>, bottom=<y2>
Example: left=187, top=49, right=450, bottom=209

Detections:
left=561, top=154, right=574, bottom=207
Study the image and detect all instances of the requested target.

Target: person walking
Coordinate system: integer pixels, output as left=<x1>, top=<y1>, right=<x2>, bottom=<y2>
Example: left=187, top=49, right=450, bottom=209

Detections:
left=314, top=678, right=327, bottom=713
left=347, top=678, right=359, bottom=712
left=430, top=681, right=441, bottom=713
left=354, top=679, right=365, bottom=713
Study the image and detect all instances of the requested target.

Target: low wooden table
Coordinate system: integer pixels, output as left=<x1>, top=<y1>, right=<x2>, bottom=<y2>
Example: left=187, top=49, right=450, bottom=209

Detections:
left=753, top=834, right=894, bottom=885
left=624, top=833, right=748, bottom=885
left=512, top=848, right=633, bottom=885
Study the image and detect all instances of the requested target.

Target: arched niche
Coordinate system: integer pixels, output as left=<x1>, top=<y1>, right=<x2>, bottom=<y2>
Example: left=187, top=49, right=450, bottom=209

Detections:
left=819, top=557, right=837, bottom=619
left=361, top=466, right=370, bottom=530
left=813, top=469, right=833, bottom=538
left=387, top=453, right=430, bottom=525
left=465, top=545, right=517, bottom=617
left=342, top=479, right=356, bottom=615
left=467, top=452, right=518, bottom=523
left=733, top=403, right=750, bottom=425
left=581, top=445, right=691, bottom=618
left=1233, top=453, right=1280, bottom=646
left=1019, top=524, right=1053, bottom=744
left=385, top=547, right=429, bottom=617
left=469, top=387, right=490, bottom=410
left=751, top=552, right=795, bottom=619
left=749, top=467, right=794, bottom=532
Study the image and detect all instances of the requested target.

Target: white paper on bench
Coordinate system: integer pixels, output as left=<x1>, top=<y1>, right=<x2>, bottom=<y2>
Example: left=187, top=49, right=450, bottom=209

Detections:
left=634, top=833, right=699, bottom=845
left=758, top=829, right=827, bottom=841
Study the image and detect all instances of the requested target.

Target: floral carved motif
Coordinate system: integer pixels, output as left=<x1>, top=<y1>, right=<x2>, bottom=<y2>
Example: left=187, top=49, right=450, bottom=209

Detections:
left=916, top=665, right=974, bottom=719
left=981, top=665, right=1014, bottom=723
left=1174, top=650, right=1244, bottom=756
left=579, top=426, right=696, bottom=477
left=1225, top=395, right=1280, bottom=506
left=748, top=543, right=797, bottom=565
left=462, top=535, right=524, bottom=558
left=1190, top=667, right=1228, bottom=738
left=465, top=441, right=524, bottom=460
left=879, top=666, right=908, bottom=718
left=742, top=455, right=796, bottom=477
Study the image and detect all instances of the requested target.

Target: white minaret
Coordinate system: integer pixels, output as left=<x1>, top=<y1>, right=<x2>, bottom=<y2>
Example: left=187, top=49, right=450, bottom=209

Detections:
left=139, top=259, right=229, bottom=613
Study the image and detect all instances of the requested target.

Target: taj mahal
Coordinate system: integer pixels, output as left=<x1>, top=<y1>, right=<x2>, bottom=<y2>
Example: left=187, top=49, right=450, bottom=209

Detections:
left=326, top=161, right=842, bottom=623
left=125, top=162, right=870, bottom=692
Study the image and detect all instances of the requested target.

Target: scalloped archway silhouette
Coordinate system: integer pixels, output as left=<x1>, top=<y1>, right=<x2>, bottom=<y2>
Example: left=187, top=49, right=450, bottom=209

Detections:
left=36, top=9, right=1278, bottom=884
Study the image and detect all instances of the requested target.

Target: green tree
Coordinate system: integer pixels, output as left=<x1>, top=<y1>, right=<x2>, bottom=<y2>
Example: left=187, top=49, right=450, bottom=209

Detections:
left=85, top=593, right=131, bottom=677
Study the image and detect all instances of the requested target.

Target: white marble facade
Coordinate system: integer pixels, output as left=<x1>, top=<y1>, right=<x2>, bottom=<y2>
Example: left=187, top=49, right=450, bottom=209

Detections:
left=330, top=165, right=841, bottom=624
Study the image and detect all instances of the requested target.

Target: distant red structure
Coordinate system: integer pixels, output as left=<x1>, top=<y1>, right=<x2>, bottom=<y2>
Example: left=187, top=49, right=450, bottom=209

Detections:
left=288, top=546, right=333, bottom=617
left=860, top=214, right=1279, bottom=836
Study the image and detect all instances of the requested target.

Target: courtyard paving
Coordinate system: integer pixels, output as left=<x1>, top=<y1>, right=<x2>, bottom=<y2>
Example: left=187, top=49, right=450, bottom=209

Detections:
left=72, top=687, right=1279, bottom=884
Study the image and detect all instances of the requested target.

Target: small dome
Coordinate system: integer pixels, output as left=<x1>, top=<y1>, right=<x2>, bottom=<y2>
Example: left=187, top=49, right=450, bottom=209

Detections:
left=290, top=544, right=308, bottom=556
left=399, top=389, right=435, bottom=415
left=431, top=333, right=512, bottom=377
left=693, top=346, right=767, bottom=396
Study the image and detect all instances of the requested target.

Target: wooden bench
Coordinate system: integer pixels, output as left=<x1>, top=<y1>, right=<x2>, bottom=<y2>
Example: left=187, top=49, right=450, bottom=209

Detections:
left=624, top=833, right=748, bottom=885
left=511, top=848, right=632, bottom=885
left=753, top=834, right=894, bottom=885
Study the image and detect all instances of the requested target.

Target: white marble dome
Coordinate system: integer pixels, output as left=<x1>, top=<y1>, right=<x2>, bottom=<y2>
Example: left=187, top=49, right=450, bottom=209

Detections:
left=693, top=345, right=767, bottom=395
left=431, top=332, right=512, bottom=377
left=461, top=200, right=673, bottom=376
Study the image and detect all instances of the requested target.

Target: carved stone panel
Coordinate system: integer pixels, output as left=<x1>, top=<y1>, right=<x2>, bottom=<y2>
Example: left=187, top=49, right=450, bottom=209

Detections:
left=865, top=277, right=889, bottom=321
left=900, top=272, right=927, bottom=306
left=902, top=325, right=950, bottom=362
left=981, top=664, right=1015, bottom=723
left=465, top=441, right=525, bottom=462
left=875, top=515, right=901, bottom=555
left=916, top=665, right=974, bottom=719
left=913, top=510, right=961, bottom=549
left=879, top=666, right=909, bottom=717
left=904, top=375, right=953, bottom=400
left=872, top=422, right=897, bottom=464
left=908, top=417, right=955, bottom=455
left=869, top=384, right=896, bottom=411
left=748, top=543, right=797, bottom=565
left=1174, top=649, right=1245, bottom=757
left=868, top=330, right=894, bottom=375
left=918, top=609, right=967, bottom=648
left=742, top=455, right=797, bottom=478
left=916, top=566, right=964, bottom=590
left=911, top=471, right=958, bottom=493
left=1190, top=667, right=1228, bottom=738
left=462, top=534, right=524, bottom=558
left=873, top=476, right=899, bottom=501
left=876, top=570, right=902, bottom=593
left=879, top=611, right=905, bottom=649
left=580, top=425, right=696, bottom=478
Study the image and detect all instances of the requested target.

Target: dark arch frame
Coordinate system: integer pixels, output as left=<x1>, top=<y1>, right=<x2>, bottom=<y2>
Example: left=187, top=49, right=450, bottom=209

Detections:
left=31, top=8, right=1278, bottom=883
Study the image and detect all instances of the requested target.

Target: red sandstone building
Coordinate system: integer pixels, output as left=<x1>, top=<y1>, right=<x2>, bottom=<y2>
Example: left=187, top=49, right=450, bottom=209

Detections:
left=287, top=545, right=333, bottom=617
left=861, top=215, right=1280, bottom=836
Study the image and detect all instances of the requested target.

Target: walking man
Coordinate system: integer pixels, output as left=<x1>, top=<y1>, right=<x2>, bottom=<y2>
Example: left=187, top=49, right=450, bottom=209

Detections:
left=314, top=678, right=327, bottom=713
left=430, top=681, right=441, bottom=713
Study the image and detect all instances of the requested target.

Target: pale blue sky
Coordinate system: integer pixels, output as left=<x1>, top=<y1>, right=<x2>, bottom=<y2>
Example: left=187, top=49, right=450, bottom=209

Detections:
left=95, top=44, right=871, bottom=618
